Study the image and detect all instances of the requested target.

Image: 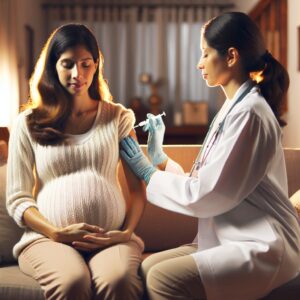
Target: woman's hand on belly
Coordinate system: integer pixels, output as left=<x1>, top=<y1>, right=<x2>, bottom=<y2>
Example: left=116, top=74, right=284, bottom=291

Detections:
left=53, top=223, right=105, bottom=244
left=72, top=229, right=132, bottom=252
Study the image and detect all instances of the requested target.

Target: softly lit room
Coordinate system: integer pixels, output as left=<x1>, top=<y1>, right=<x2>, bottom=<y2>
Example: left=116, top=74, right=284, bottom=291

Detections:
left=1, top=0, right=300, bottom=299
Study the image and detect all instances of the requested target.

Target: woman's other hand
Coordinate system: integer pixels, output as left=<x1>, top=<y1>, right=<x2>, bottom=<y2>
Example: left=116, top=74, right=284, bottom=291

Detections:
left=72, top=229, right=132, bottom=252
left=52, top=223, right=105, bottom=244
left=143, top=113, right=167, bottom=166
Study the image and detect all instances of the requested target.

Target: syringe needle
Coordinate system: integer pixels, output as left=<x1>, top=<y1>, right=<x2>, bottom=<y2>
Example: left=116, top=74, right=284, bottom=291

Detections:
left=133, top=111, right=166, bottom=129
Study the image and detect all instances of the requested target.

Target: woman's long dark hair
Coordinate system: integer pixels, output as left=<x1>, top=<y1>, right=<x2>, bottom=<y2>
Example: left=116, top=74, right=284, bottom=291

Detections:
left=203, top=12, right=289, bottom=126
left=26, top=24, right=112, bottom=145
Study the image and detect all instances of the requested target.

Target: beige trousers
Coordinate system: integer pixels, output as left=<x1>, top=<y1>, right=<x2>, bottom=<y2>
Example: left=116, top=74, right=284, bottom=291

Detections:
left=141, top=244, right=206, bottom=300
left=18, top=238, right=144, bottom=300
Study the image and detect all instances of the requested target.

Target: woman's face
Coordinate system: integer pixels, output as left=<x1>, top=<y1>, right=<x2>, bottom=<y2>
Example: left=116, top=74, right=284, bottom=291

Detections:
left=56, top=45, right=98, bottom=97
left=197, top=36, right=230, bottom=87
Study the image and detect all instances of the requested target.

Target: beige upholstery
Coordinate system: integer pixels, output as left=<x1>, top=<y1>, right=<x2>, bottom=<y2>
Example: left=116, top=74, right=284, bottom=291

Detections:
left=0, top=265, right=43, bottom=300
left=283, top=148, right=300, bottom=220
left=0, top=165, right=23, bottom=264
left=284, top=148, right=300, bottom=197
left=290, top=190, right=300, bottom=218
left=0, top=145, right=300, bottom=300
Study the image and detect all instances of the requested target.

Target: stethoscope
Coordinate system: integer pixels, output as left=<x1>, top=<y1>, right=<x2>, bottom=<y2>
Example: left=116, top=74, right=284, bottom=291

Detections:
left=189, top=83, right=255, bottom=177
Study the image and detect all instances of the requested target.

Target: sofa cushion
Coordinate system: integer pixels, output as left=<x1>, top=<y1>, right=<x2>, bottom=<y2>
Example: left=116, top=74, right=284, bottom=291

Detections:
left=290, top=190, right=300, bottom=218
left=0, top=265, right=43, bottom=300
left=284, top=148, right=300, bottom=197
left=0, top=164, right=23, bottom=264
left=135, top=202, right=198, bottom=251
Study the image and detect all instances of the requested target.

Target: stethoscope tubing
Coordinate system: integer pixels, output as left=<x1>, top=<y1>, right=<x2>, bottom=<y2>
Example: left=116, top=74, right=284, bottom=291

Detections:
left=189, top=83, right=255, bottom=177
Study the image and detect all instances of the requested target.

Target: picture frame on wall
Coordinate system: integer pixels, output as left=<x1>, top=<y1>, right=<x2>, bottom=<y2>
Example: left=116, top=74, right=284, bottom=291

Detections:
left=25, top=25, right=34, bottom=79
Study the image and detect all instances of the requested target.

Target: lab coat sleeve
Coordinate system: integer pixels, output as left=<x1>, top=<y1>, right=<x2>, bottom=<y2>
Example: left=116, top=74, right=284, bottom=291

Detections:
left=146, top=110, right=278, bottom=218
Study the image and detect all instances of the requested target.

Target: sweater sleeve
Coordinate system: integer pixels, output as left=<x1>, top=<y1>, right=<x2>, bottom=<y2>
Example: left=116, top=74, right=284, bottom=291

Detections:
left=117, top=105, right=135, bottom=141
left=6, top=112, right=38, bottom=228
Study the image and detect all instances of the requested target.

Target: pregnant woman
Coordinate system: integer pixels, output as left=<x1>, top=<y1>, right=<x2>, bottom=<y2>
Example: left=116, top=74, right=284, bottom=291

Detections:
left=6, top=24, right=146, bottom=300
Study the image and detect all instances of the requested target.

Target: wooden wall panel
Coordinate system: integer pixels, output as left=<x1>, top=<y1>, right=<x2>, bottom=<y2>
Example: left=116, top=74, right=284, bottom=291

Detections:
left=249, top=0, right=288, bottom=110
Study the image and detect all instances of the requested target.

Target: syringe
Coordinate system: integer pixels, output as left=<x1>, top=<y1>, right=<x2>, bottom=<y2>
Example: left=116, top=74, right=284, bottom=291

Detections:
left=133, top=111, right=166, bottom=129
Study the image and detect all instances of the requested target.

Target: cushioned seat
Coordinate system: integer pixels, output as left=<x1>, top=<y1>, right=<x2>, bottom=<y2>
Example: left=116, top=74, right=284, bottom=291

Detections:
left=2, top=264, right=300, bottom=300
left=0, top=265, right=43, bottom=300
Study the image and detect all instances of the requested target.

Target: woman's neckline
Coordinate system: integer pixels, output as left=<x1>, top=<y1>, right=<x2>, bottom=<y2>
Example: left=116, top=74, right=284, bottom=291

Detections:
left=65, top=101, right=102, bottom=143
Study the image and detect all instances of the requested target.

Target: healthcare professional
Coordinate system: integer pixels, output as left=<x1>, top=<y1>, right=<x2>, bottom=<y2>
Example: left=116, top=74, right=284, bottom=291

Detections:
left=120, top=12, right=300, bottom=300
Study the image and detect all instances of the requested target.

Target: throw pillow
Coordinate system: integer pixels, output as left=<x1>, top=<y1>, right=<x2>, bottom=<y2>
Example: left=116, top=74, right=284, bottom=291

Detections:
left=0, top=164, right=23, bottom=264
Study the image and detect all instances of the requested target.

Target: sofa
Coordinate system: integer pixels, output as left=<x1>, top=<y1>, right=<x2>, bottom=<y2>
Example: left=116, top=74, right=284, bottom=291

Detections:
left=1, top=145, right=300, bottom=300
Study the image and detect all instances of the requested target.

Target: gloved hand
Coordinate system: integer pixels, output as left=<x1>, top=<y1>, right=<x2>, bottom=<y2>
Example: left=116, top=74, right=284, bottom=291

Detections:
left=120, top=136, right=156, bottom=184
left=143, top=113, right=168, bottom=166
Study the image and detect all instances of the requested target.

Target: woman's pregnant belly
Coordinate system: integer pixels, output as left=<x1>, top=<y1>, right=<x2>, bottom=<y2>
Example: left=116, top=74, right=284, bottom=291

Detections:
left=36, top=170, right=126, bottom=230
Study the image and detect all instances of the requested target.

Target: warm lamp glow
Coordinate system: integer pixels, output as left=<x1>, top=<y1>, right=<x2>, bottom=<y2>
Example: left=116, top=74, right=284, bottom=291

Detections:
left=0, top=76, right=12, bottom=127
left=0, top=1, right=20, bottom=129
left=0, top=61, right=19, bottom=128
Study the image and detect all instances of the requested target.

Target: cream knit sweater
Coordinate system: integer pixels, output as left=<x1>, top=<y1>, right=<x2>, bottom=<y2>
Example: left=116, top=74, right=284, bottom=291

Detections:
left=6, top=101, right=137, bottom=258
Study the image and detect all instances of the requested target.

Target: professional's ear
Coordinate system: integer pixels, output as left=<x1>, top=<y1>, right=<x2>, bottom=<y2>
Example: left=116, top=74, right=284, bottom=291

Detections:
left=226, top=47, right=240, bottom=67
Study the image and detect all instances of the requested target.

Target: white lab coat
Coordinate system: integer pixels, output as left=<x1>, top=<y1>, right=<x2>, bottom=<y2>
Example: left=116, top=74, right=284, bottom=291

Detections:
left=146, top=81, right=300, bottom=300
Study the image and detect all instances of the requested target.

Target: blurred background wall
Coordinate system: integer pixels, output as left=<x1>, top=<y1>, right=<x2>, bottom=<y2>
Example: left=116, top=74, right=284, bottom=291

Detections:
left=1, top=0, right=299, bottom=147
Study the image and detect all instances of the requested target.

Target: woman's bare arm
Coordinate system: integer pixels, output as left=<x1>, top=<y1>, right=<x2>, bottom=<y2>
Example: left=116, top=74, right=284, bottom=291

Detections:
left=120, top=130, right=147, bottom=236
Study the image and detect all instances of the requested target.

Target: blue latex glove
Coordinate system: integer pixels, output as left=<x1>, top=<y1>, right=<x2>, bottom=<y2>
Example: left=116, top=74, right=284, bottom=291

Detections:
left=143, top=113, right=168, bottom=166
left=120, top=136, right=156, bottom=184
